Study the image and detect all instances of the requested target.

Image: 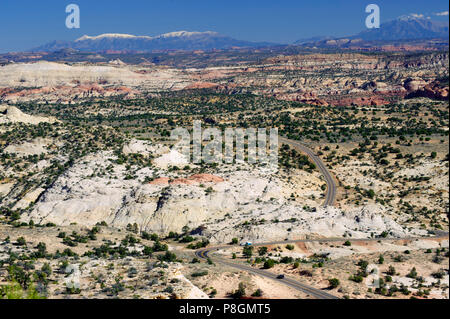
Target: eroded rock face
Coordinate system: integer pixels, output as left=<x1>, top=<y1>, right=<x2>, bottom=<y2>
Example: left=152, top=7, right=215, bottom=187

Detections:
left=328, top=95, right=391, bottom=107
left=122, top=139, right=169, bottom=157
left=1, top=52, right=447, bottom=105
left=154, top=149, right=189, bottom=169
left=188, top=52, right=448, bottom=106
left=20, top=148, right=423, bottom=243
left=405, top=80, right=449, bottom=100
left=404, top=78, right=428, bottom=91
left=168, top=266, right=209, bottom=299
left=149, top=174, right=224, bottom=185
left=204, top=204, right=416, bottom=244
left=0, top=61, right=192, bottom=103
left=0, top=105, right=57, bottom=124
left=0, top=61, right=145, bottom=87
left=4, top=137, right=59, bottom=156
left=20, top=150, right=278, bottom=234
left=1, top=85, right=141, bottom=104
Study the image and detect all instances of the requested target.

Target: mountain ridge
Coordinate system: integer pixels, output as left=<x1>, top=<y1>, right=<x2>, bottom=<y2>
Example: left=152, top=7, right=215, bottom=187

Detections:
left=352, top=15, right=449, bottom=41
left=30, top=15, right=450, bottom=53
left=32, top=31, right=275, bottom=52
left=294, top=15, right=449, bottom=47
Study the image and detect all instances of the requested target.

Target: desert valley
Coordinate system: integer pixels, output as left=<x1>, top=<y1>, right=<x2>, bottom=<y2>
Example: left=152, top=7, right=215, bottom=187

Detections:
left=0, top=13, right=449, bottom=300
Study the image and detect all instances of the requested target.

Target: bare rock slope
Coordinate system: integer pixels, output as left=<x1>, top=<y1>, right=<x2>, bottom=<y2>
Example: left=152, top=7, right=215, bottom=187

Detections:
left=0, top=104, right=57, bottom=124
left=21, top=142, right=426, bottom=243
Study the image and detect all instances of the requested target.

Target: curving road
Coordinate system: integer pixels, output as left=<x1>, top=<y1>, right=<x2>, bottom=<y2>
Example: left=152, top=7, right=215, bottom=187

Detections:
left=195, top=231, right=449, bottom=299
left=279, top=137, right=336, bottom=207
left=194, top=136, right=447, bottom=299
left=193, top=137, right=341, bottom=298
left=195, top=247, right=339, bottom=299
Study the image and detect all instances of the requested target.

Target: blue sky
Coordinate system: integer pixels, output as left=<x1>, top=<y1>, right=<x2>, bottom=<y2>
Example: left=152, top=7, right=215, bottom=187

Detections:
left=0, top=0, right=448, bottom=52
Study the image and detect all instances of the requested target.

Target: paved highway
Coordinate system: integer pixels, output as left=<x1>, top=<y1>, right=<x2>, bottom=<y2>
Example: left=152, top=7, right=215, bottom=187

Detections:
left=194, top=137, right=340, bottom=298
left=279, top=137, right=336, bottom=207
left=196, top=231, right=449, bottom=299
left=194, top=136, right=447, bottom=299
left=195, top=247, right=339, bottom=299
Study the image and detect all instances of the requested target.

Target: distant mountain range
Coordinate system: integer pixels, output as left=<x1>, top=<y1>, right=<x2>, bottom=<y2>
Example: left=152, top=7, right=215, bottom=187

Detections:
left=31, top=15, right=448, bottom=53
left=352, top=15, right=449, bottom=41
left=32, top=31, right=274, bottom=52
left=295, top=15, right=449, bottom=46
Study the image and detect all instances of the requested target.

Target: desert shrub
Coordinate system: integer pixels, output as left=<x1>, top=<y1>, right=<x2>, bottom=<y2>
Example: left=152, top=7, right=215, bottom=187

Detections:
left=263, top=259, right=276, bottom=269
left=191, top=271, right=208, bottom=277
left=157, top=251, right=177, bottom=263
left=328, top=278, right=340, bottom=289
left=230, top=282, right=246, bottom=299
left=251, top=289, right=263, bottom=297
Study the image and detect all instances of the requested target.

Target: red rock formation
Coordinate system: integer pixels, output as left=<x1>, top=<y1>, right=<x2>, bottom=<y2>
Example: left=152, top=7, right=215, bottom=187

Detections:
left=149, top=177, right=170, bottom=185
left=170, top=178, right=197, bottom=185
left=403, top=78, right=427, bottom=91
left=329, top=95, right=390, bottom=107
left=273, top=92, right=329, bottom=106
left=148, top=174, right=224, bottom=186
left=188, top=174, right=224, bottom=183
left=406, top=81, right=449, bottom=100
left=184, top=82, right=220, bottom=90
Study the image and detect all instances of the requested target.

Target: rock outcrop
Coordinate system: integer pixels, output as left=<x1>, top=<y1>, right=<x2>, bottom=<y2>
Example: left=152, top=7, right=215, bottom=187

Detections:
left=20, top=149, right=424, bottom=243
left=0, top=105, right=57, bottom=124
left=405, top=80, right=449, bottom=100
left=1, top=52, right=448, bottom=105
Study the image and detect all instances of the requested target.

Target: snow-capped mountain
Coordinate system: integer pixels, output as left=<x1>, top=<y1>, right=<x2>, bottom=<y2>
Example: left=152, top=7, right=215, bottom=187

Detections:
left=353, top=14, right=449, bottom=41
left=32, top=31, right=274, bottom=52
left=294, top=15, right=449, bottom=46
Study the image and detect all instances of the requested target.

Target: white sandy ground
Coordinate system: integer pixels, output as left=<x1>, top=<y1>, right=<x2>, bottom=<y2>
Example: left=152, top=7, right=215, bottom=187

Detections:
left=0, top=104, right=58, bottom=124
left=3, top=138, right=58, bottom=156
left=0, top=182, right=14, bottom=196
left=19, top=139, right=429, bottom=244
